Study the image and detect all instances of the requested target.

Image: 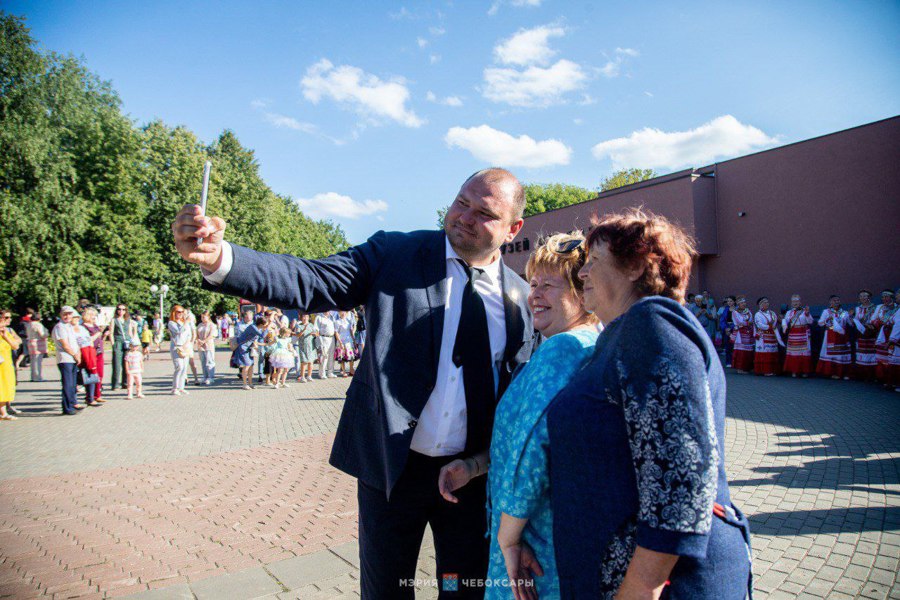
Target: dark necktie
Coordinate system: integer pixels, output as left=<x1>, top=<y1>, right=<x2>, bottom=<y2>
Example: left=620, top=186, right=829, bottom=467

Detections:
left=452, top=259, right=496, bottom=454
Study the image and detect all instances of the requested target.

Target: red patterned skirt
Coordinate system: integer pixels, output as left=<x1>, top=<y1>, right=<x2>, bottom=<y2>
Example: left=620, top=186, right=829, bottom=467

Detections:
left=783, top=326, right=812, bottom=374
left=875, top=323, right=895, bottom=384
left=754, top=330, right=781, bottom=375
left=816, top=330, right=850, bottom=378
left=854, top=333, right=877, bottom=380
left=732, top=327, right=755, bottom=371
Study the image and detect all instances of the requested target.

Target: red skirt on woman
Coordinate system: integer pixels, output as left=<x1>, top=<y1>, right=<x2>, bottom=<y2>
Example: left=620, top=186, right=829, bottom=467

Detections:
left=783, top=326, right=813, bottom=375
left=875, top=322, right=896, bottom=385
left=816, top=330, right=851, bottom=378
left=732, top=326, right=755, bottom=371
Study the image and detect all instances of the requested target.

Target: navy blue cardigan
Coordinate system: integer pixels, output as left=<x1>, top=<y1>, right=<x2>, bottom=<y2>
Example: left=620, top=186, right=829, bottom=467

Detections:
left=547, top=297, right=751, bottom=599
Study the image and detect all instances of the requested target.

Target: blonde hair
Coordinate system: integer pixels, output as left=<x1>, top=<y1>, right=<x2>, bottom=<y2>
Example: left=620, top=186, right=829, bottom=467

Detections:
left=525, top=232, right=598, bottom=325
left=526, top=232, right=588, bottom=295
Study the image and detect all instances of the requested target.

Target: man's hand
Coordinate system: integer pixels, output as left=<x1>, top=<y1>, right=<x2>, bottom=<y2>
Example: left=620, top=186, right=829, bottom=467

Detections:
left=437, top=458, right=475, bottom=503
left=172, top=204, right=227, bottom=271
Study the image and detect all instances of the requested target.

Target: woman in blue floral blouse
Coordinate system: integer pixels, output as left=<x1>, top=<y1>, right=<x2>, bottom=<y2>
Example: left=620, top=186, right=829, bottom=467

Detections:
left=548, top=209, right=752, bottom=599
left=437, top=232, right=600, bottom=600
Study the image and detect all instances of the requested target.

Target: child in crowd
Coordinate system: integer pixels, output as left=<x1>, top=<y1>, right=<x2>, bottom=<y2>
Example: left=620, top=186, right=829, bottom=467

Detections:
left=268, top=327, right=296, bottom=388
left=262, top=329, right=277, bottom=386
left=140, top=321, right=153, bottom=360
left=125, top=342, right=144, bottom=399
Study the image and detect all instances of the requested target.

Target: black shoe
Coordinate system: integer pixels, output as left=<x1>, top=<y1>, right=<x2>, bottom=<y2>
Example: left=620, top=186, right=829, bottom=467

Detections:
left=62, top=411, right=77, bottom=416
left=7, top=406, right=20, bottom=415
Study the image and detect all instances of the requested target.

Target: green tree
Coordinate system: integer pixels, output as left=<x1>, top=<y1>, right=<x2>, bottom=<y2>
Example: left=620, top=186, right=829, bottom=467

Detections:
left=522, top=183, right=594, bottom=217
left=0, top=11, right=350, bottom=316
left=599, top=168, right=657, bottom=192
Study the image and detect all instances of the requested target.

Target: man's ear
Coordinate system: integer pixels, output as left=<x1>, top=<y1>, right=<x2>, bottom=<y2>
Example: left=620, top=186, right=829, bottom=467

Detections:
left=505, top=218, right=524, bottom=243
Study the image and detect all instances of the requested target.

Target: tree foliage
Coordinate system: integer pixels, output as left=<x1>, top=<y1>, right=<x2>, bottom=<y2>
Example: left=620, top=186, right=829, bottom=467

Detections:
left=522, top=183, right=594, bottom=217
left=0, top=12, right=349, bottom=316
left=600, top=168, right=657, bottom=192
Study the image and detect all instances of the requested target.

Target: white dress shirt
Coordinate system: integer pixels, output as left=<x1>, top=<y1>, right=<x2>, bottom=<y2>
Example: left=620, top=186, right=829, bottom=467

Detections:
left=202, top=237, right=508, bottom=456
left=410, top=237, right=506, bottom=456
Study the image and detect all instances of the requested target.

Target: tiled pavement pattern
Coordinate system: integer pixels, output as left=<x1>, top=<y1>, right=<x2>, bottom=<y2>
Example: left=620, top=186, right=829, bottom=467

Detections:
left=0, top=346, right=897, bottom=599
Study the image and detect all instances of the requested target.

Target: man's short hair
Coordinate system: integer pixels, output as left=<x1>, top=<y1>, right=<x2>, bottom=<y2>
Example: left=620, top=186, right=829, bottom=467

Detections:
left=464, top=168, right=525, bottom=221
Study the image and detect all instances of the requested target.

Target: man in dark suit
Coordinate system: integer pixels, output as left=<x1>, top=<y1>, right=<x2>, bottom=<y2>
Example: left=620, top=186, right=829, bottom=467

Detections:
left=173, top=169, right=534, bottom=599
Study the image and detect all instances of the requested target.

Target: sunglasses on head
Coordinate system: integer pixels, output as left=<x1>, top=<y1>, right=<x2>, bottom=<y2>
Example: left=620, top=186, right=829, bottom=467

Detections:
left=554, top=238, right=583, bottom=254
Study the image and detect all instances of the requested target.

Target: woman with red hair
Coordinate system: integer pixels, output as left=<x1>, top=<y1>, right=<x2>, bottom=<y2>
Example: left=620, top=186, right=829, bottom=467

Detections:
left=542, top=209, right=751, bottom=599
left=167, top=305, right=192, bottom=395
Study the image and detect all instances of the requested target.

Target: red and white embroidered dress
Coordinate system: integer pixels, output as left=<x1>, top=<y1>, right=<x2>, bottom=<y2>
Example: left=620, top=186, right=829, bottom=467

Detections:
left=874, top=304, right=900, bottom=386
left=753, top=310, right=782, bottom=375
left=816, top=308, right=851, bottom=378
left=781, top=308, right=813, bottom=375
left=731, top=308, right=755, bottom=371
left=852, top=304, right=877, bottom=380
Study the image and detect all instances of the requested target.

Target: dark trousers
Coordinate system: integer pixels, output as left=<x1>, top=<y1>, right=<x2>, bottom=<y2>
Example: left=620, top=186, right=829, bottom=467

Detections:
left=358, top=452, right=489, bottom=600
left=59, top=363, right=78, bottom=414
left=724, top=332, right=734, bottom=366
left=111, top=340, right=126, bottom=389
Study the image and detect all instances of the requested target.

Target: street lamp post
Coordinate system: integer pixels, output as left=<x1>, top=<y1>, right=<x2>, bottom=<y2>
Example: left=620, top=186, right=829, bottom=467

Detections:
left=150, top=284, right=169, bottom=324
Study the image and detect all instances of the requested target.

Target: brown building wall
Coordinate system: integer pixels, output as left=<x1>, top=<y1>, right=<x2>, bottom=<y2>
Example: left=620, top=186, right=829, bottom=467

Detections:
left=506, top=116, right=900, bottom=307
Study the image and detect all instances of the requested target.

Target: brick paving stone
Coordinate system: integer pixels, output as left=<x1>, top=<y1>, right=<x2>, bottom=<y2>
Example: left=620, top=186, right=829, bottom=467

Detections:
left=265, top=549, right=353, bottom=590
left=190, top=567, right=283, bottom=600
left=2, top=349, right=899, bottom=599
left=124, top=583, right=194, bottom=600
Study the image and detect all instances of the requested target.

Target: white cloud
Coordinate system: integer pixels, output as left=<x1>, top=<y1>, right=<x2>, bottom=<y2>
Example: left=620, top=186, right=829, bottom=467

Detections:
left=429, top=26, right=446, bottom=36
left=644, top=91, right=654, bottom=98
left=591, top=115, right=779, bottom=170
left=251, top=100, right=346, bottom=145
left=599, top=47, right=640, bottom=78
left=445, top=125, right=571, bottom=168
left=295, top=192, right=389, bottom=220
left=573, top=118, right=584, bottom=125
left=494, top=25, right=564, bottom=66
left=262, top=112, right=317, bottom=134
left=483, top=59, right=588, bottom=107
left=427, top=91, right=463, bottom=106
left=417, top=37, right=428, bottom=48
left=301, top=59, right=425, bottom=128
left=488, top=0, right=542, bottom=15
left=430, top=54, right=442, bottom=64
left=579, top=94, right=598, bottom=105
left=389, top=7, right=415, bottom=20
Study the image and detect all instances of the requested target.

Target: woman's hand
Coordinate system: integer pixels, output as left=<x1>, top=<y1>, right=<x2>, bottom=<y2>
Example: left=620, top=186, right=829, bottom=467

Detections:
left=499, top=537, right=543, bottom=600
left=437, top=458, right=475, bottom=503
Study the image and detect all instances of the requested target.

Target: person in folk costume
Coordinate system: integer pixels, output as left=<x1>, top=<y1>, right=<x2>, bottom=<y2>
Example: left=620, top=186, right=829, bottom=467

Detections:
left=730, top=295, right=756, bottom=373
left=852, top=289, right=878, bottom=381
left=873, top=289, right=898, bottom=388
left=782, top=294, right=814, bottom=377
left=753, top=297, right=782, bottom=376
left=816, top=295, right=852, bottom=380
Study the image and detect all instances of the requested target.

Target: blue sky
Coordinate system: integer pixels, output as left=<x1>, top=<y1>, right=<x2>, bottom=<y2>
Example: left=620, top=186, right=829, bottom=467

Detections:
left=8, top=0, right=900, bottom=243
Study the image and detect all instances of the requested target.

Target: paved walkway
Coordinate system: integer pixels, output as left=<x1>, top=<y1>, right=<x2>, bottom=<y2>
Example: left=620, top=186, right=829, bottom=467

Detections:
left=0, top=346, right=897, bottom=599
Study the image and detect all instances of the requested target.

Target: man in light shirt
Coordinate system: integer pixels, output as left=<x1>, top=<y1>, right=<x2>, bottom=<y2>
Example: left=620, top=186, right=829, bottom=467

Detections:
left=315, top=311, right=337, bottom=378
left=51, top=306, right=82, bottom=415
left=173, top=169, right=534, bottom=599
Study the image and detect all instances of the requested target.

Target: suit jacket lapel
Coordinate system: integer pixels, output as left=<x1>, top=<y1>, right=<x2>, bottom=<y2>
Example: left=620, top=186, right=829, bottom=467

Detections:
left=500, top=262, right=526, bottom=363
left=420, top=232, right=447, bottom=377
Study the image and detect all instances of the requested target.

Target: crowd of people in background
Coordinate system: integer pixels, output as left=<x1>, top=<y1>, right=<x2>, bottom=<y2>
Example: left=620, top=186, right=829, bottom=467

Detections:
left=1, top=281, right=896, bottom=422
left=228, top=305, right=366, bottom=391
left=688, top=288, right=900, bottom=391
left=0, top=298, right=369, bottom=418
